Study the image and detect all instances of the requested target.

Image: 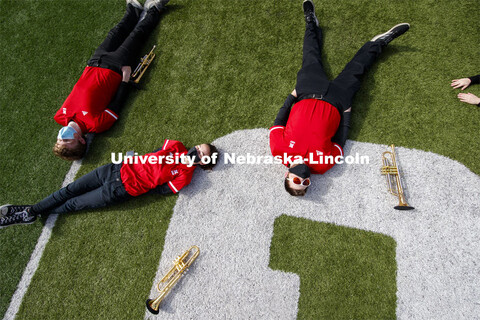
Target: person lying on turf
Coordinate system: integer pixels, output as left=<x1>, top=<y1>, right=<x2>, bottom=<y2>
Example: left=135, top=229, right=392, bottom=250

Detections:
left=54, top=0, right=167, bottom=161
left=0, top=140, right=219, bottom=228
left=451, top=75, right=480, bottom=107
left=269, top=0, right=410, bottom=196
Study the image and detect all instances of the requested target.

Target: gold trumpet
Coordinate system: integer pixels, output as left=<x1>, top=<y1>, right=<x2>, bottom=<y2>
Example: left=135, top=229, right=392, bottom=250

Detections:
left=381, top=144, right=414, bottom=210
left=146, top=245, right=200, bottom=314
left=131, top=45, right=156, bottom=83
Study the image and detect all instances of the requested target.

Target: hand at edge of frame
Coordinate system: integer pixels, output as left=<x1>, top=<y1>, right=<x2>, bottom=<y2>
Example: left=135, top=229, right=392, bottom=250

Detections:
left=451, top=78, right=471, bottom=90
left=457, top=92, right=480, bottom=105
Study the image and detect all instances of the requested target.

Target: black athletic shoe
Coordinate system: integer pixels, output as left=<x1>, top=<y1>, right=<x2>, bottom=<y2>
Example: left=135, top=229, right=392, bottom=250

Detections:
left=371, top=23, right=410, bottom=44
left=0, top=204, right=31, bottom=217
left=0, top=209, right=37, bottom=229
left=303, top=0, right=319, bottom=27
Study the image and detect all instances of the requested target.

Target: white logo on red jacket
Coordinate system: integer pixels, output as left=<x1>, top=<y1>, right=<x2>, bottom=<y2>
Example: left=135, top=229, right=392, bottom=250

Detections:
left=289, top=141, right=295, bottom=148
left=171, top=170, right=179, bottom=176
left=82, top=111, right=88, bottom=116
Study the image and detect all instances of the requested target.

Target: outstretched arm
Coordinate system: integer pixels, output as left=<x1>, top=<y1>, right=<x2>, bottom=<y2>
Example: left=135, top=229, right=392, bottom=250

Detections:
left=451, top=75, right=480, bottom=90
left=457, top=92, right=480, bottom=106
left=331, top=108, right=351, bottom=149
left=273, top=90, right=297, bottom=126
left=107, top=66, right=132, bottom=114
left=451, top=78, right=472, bottom=90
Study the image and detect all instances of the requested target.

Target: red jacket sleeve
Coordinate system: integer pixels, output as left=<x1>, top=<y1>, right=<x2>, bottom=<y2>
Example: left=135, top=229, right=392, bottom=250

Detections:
left=92, top=109, right=119, bottom=133
left=167, top=170, right=194, bottom=194
left=54, top=108, right=68, bottom=126
left=269, top=126, right=285, bottom=156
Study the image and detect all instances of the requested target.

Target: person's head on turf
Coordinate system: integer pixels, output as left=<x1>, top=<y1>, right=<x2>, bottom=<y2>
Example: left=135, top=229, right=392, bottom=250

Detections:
left=53, top=122, right=87, bottom=161
left=284, top=162, right=311, bottom=196
left=192, top=143, right=219, bottom=171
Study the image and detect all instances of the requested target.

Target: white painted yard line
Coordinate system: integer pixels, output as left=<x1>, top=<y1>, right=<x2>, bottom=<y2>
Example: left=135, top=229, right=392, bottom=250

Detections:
left=3, top=159, right=84, bottom=320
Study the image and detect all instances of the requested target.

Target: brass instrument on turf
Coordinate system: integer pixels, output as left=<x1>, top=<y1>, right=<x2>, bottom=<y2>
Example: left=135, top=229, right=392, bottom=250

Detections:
left=131, top=45, right=156, bottom=83
left=381, top=144, right=414, bottom=210
left=146, top=246, right=200, bottom=314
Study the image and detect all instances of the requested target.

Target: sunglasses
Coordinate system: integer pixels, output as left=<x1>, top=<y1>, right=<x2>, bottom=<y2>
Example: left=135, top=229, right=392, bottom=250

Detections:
left=286, top=176, right=311, bottom=186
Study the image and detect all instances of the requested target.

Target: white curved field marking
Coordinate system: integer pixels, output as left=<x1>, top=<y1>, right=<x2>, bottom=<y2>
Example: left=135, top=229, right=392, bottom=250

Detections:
left=146, top=129, right=480, bottom=320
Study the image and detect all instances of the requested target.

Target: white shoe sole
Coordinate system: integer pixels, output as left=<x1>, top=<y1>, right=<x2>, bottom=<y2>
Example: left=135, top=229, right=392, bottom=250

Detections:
left=371, top=23, right=410, bottom=41
left=127, top=0, right=143, bottom=10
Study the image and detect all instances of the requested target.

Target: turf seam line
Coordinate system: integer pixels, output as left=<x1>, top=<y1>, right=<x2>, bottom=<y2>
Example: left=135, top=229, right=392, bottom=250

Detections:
left=2, top=159, right=83, bottom=320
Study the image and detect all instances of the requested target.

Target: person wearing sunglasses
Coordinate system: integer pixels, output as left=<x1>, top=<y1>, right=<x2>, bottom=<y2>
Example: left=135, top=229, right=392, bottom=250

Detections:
left=53, top=0, right=168, bottom=161
left=269, top=0, right=410, bottom=196
left=0, top=141, right=219, bottom=229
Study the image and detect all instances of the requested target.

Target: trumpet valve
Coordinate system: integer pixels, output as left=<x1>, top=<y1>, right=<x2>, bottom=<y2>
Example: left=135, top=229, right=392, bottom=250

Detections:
left=381, top=166, right=398, bottom=175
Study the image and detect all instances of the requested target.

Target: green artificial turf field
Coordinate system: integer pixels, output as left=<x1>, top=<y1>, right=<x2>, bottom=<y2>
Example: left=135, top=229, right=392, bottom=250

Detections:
left=0, top=0, right=478, bottom=319
left=270, top=216, right=397, bottom=319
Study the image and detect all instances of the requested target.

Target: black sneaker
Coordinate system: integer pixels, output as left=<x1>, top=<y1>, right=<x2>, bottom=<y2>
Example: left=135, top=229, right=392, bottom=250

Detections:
left=0, top=209, right=37, bottom=229
left=371, top=23, right=410, bottom=44
left=303, top=0, right=319, bottom=27
left=0, top=204, right=31, bottom=217
left=127, top=0, right=143, bottom=17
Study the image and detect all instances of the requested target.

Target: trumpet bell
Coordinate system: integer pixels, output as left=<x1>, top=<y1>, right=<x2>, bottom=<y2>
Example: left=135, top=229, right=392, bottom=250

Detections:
left=394, top=204, right=415, bottom=210
left=146, top=298, right=160, bottom=315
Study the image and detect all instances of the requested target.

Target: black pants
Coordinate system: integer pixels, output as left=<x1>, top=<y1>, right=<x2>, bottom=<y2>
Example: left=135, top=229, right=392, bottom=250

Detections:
left=32, top=164, right=131, bottom=215
left=295, top=22, right=384, bottom=113
left=87, top=5, right=160, bottom=74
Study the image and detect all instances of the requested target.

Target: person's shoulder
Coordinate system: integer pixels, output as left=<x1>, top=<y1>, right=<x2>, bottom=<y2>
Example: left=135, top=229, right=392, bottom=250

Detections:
left=269, top=126, right=285, bottom=139
left=163, top=139, right=186, bottom=152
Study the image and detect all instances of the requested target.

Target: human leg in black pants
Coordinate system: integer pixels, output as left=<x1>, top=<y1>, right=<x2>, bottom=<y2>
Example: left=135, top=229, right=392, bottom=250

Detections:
left=30, top=163, right=131, bottom=216
left=87, top=3, right=162, bottom=71
left=324, top=41, right=383, bottom=113
left=87, top=4, right=142, bottom=72
left=295, top=4, right=330, bottom=101
left=0, top=164, right=131, bottom=228
left=329, top=23, right=410, bottom=148
left=107, top=7, right=161, bottom=67
left=326, top=23, right=411, bottom=113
